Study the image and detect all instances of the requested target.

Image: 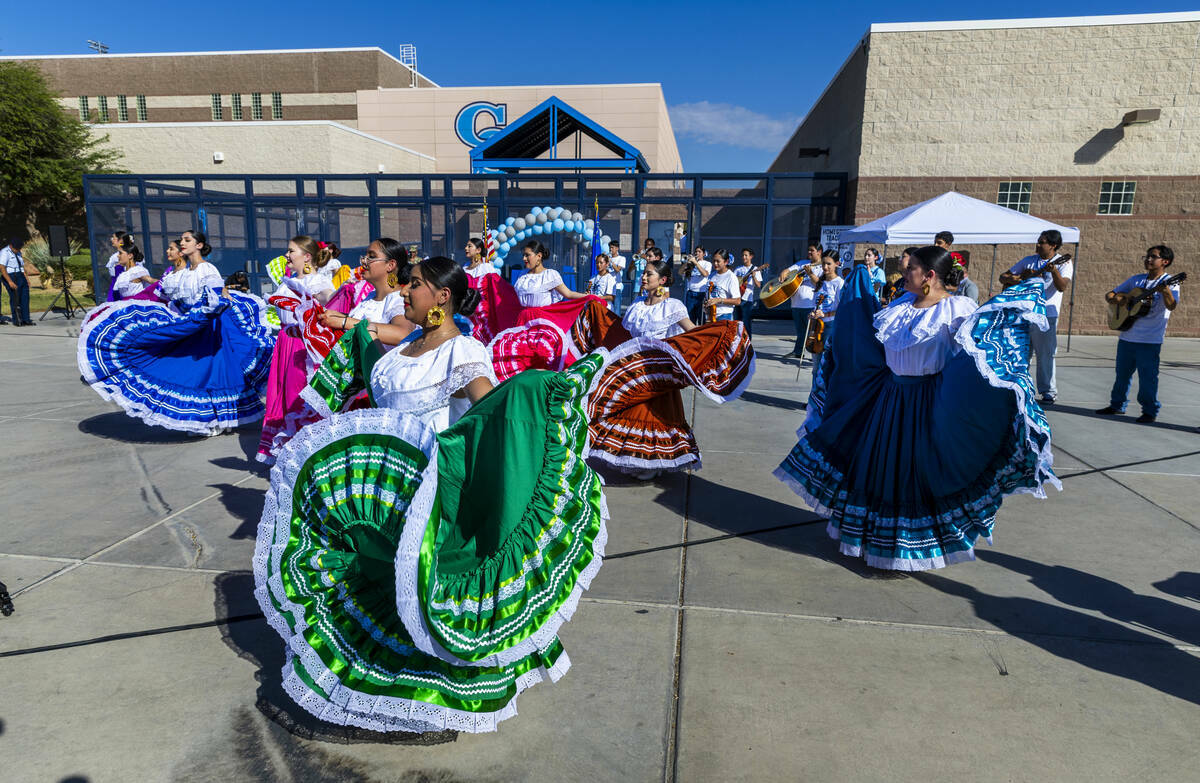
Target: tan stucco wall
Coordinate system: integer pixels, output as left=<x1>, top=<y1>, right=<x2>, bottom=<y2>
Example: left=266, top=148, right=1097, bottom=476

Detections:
left=859, top=20, right=1200, bottom=178
left=356, top=84, right=682, bottom=174
left=94, top=122, right=435, bottom=175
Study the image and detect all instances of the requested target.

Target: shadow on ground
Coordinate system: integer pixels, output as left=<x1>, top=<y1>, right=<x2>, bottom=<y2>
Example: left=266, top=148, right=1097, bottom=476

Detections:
left=212, top=571, right=458, bottom=748
left=78, top=411, right=203, bottom=445
left=917, top=552, right=1200, bottom=706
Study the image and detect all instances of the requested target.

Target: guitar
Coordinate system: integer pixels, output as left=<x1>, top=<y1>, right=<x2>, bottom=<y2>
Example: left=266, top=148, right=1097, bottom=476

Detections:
left=1107, top=272, right=1187, bottom=331
left=738, top=263, right=771, bottom=295
left=1006, top=253, right=1072, bottom=288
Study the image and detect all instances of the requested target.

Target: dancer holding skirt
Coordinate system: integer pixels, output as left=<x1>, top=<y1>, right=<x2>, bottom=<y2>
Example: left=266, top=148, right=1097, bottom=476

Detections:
left=255, top=256, right=608, bottom=733
left=775, top=247, right=1060, bottom=571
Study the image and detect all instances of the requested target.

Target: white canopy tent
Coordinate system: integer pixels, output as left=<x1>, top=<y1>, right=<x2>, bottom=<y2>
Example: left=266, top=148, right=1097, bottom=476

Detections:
left=837, top=191, right=1082, bottom=348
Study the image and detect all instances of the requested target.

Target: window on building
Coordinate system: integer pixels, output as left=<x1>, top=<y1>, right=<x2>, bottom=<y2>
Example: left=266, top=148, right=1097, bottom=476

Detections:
left=251, top=92, right=263, bottom=120
left=1098, top=181, right=1136, bottom=215
left=271, top=91, right=283, bottom=120
left=231, top=93, right=243, bottom=121
left=136, top=95, right=147, bottom=122
left=997, top=181, right=1032, bottom=213
left=97, top=95, right=109, bottom=123
left=117, top=95, right=129, bottom=122
left=211, top=93, right=223, bottom=121
left=78, top=96, right=90, bottom=121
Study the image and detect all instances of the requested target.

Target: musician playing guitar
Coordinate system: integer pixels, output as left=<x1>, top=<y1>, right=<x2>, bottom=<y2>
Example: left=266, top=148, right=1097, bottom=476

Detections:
left=734, top=248, right=768, bottom=338
left=1096, top=245, right=1182, bottom=424
left=999, top=229, right=1073, bottom=404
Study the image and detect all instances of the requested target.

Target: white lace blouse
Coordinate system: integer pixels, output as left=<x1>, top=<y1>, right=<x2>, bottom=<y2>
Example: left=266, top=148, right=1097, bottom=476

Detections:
left=368, top=333, right=497, bottom=431
left=622, top=297, right=689, bottom=339
left=514, top=269, right=564, bottom=307
left=873, top=296, right=978, bottom=376
left=159, top=262, right=224, bottom=306
left=465, top=263, right=498, bottom=279
left=349, top=291, right=406, bottom=323
left=113, top=264, right=151, bottom=298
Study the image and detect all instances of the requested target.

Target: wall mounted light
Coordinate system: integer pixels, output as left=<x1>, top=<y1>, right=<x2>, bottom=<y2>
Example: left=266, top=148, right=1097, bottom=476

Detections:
left=1121, top=109, right=1160, bottom=126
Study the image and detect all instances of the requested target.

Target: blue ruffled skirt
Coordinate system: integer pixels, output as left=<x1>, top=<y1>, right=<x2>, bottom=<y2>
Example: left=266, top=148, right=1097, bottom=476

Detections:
left=775, top=269, right=1060, bottom=571
left=78, top=292, right=275, bottom=435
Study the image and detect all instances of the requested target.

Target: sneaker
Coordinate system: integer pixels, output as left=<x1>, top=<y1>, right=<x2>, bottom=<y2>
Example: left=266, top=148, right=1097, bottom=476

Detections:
left=1095, top=406, right=1122, bottom=415
left=1136, top=413, right=1157, bottom=424
left=1040, top=396, right=1056, bottom=405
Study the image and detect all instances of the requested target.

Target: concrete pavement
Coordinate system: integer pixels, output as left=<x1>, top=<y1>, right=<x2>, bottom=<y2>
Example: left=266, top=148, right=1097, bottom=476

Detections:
left=1, top=314, right=1198, bottom=782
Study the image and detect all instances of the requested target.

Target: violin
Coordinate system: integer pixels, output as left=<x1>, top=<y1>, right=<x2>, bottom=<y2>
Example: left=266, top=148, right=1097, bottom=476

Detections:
left=705, top=280, right=717, bottom=324
left=806, top=291, right=828, bottom=354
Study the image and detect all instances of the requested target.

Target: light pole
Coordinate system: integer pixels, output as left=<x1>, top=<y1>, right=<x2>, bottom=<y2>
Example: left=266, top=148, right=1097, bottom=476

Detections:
left=87, top=40, right=109, bottom=54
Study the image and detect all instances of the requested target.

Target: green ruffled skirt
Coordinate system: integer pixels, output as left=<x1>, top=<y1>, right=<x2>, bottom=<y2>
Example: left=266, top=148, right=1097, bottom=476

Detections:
left=253, top=353, right=608, bottom=733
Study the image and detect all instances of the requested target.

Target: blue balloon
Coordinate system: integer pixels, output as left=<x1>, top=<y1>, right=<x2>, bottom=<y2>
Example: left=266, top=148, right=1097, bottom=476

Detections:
left=552, top=218, right=565, bottom=231
left=563, top=220, right=575, bottom=233
left=515, top=230, right=527, bottom=241
left=531, top=207, right=543, bottom=216
left=532, top=224, right=545, bottom=234
left=499, top=242, right=511, bottom=254
left=505, top=217, right=515, bottom=226
left=492, top=259, right=504, bottom=269
left=583, top=228, right=594, bottom=241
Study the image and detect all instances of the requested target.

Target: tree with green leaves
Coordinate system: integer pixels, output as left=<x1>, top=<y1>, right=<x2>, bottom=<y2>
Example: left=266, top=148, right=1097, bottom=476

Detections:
left=0, top=61, right=123, bottom=240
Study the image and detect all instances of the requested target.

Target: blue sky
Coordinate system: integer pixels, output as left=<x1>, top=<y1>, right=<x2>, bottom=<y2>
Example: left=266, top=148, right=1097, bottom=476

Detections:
left=3, top=1, right=1195, bottom=171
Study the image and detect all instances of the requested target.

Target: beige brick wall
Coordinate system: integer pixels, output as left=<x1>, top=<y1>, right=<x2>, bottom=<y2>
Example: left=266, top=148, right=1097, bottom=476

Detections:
left=95, top=122, right=435, bottom=175
left=855, top=175, right=1200, bottom=336
left=860, top=21, right=1200, bottom=177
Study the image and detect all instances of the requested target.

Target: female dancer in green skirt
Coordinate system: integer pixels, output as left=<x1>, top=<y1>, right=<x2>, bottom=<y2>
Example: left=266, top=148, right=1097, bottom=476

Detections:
left=254, top=257, right=608, bottom=733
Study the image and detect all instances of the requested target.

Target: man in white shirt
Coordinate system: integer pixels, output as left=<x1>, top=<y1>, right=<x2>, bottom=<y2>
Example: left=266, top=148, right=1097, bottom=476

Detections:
left=1000, top=230, right=1073, bottom=404
left=734, top=248, right=764, bottom=337
left=784, top=243, right=822, bottom=359
left=682, top=246, right=712, bottom=323
left=1096, top=245, right=1181, bottom=424
left=704, top=251, right=741, bottom=322
left=586, top=254, right=617, bottom=309
left=0, top=237, right=32, bottom=326
left=607, top=241, right=627, bottom=314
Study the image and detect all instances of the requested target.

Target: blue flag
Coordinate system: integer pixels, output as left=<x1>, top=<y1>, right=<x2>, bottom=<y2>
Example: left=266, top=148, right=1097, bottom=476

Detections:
left=590, top=200, right=602, bottom=277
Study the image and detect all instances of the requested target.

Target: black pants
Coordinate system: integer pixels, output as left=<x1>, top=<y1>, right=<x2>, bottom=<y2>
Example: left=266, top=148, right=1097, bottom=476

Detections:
left=791, top=307, right=813, bottom=353
left=737, top=301, right=755, bottom=337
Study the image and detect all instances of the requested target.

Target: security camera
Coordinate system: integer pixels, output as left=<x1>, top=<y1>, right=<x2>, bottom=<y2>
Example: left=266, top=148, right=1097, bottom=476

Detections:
left=213, top=151, right=225, bottom=164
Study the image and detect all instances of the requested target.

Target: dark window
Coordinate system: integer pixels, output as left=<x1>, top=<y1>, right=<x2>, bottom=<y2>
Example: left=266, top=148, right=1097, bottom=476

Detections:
left=211, top=93, right=223, bottom=121
left=97, top=95, right=109, bottom=123
left=271, top=92, right=283, bottom=120
left=136, top=95, right=147, bottom=122
left=251, top=92, right=263, bottom=120
left=231, top=93, right=243, bottom=121
left=997, top=181, right=1032, bottom=213
left=1098, top=181, right=1135, bottom=215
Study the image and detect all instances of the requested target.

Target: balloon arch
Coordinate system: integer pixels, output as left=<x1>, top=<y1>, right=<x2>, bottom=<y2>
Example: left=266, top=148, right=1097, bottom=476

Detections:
left=486, top=205, right=612, bottom=268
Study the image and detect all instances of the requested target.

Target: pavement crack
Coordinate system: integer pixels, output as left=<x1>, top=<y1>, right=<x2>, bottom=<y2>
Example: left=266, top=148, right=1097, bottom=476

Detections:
left=178, top=524, right=205, bottom=569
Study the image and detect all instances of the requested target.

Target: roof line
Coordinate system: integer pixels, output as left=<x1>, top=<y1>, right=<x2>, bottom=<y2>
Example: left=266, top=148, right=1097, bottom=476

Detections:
left=94, top=120, right=436, bottom=160
left=0, top=46, right=440, bottom=88
left=870, top=10, right=1200, bottom=33
left=371, top=82, right=664, bottom=91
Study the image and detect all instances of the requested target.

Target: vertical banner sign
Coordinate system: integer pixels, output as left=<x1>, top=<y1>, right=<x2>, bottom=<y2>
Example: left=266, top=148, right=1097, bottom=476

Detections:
left=821, top=224, right=856, bottom=274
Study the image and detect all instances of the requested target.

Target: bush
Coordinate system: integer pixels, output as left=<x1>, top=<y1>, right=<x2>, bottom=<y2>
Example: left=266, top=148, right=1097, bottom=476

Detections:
left=24, top=236, right=87, bottom=289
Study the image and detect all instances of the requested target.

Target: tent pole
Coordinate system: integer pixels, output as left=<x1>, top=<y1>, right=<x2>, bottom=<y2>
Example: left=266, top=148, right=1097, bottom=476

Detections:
left=988, top=244, right=997, bottom=298
left=1066, top=241, right=1079, bottom=353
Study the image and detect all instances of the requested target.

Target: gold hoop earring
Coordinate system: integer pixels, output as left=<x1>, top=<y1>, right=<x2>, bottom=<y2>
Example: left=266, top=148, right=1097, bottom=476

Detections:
left=427, top=305, right=446, bottom=327
left=387, top=270, right=398, bottom=288
left=303, top=264, right=313, bottom=275
left=921, top=283, right=931, bottom=297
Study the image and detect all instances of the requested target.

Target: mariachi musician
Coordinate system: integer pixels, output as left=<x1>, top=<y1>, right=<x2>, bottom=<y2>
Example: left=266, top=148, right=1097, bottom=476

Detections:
left=807, top=250, right=845, bottom=351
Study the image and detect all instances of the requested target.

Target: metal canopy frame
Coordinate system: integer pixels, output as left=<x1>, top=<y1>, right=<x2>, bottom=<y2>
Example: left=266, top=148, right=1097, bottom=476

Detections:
left=469, top=96, right=650, bottom=174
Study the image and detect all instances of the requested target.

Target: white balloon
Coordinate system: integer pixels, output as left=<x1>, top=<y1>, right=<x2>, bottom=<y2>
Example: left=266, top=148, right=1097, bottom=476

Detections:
left=572, top=212, right=583, bottom=223
left=584, top=219, right=594, bottom=230
left=514, top=218, right=526, bottom=230
left=600, top=235, right=611, bottom=246
left=536, top=212, right=548, bottom=224
left=505, top=226, right=516, bottom=238
left=525, top=213, right=536, bottom=225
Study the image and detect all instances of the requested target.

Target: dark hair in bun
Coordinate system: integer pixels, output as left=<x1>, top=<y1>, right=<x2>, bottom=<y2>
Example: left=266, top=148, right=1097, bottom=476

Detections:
left=118, top=235, right=144, bottom=265
left=184, top=229, right=212, bottom=257
left=644, top=257, right=672, bottom=283
left=909, top=245, right=964, bottom=288
left=418, top=255, right=480, bottom=317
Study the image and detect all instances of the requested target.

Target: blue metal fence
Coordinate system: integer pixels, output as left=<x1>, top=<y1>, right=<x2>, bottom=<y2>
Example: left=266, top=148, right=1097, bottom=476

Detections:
left=84, top=172, right=845, bottom=309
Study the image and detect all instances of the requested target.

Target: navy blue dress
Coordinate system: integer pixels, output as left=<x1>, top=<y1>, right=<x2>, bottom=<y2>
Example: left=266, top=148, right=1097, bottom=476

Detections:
left=775, top=266, right=1060, bottom=570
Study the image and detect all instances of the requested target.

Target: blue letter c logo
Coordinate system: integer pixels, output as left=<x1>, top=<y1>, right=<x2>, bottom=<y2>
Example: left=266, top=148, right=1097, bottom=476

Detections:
left=455, top=101, right=507, bottom=147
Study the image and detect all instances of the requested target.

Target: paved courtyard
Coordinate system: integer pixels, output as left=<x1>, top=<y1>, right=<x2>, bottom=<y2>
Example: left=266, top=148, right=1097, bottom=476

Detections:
left=1, top=314, right=1198, bottom=782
